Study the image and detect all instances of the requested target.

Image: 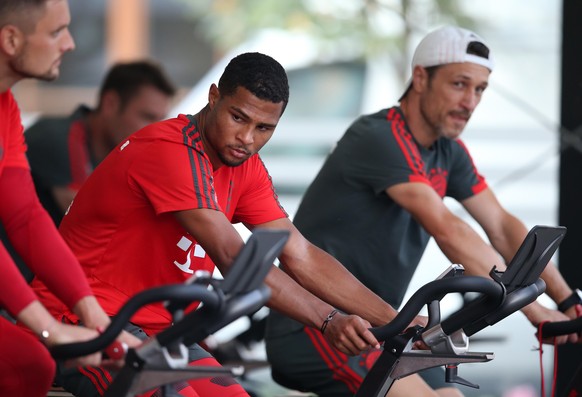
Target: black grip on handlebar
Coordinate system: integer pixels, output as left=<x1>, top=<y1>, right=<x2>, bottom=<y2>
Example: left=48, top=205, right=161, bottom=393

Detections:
left=50, top=284, right=221, bottom=360
left=370, top=276, right=504, bottom=341
left=540, top=317, right=582, bottom=338
left=463, top=279, right=546, bottom=336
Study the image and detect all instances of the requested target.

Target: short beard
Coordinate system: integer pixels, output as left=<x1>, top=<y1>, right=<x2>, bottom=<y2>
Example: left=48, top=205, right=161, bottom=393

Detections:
left=14, top=65, right=58, bottom=81
left=419, top=97, right=441, bottom=137
left=11, top=54, right=58, bottom=82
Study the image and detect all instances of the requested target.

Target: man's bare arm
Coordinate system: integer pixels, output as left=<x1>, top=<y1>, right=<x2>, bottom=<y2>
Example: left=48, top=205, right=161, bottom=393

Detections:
left=388, top=183, right=578, bottom=343
left=173, top=208, right=382, bottom=354
left=248, top=217, right=399, bottom=328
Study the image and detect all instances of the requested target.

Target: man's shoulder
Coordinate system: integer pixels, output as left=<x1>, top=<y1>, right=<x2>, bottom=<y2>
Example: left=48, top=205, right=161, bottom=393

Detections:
left=0, top=90, right=22, bottom=138
left=342, top=107, right=401, bottom=146
left=350, top=107, right=399, bottom=130
left=136, top=114, right=195, bottom=141
left=161, top=113, right=196, bottom=130
left=122, top=116, right=203, bottom=166
left=0, top=89, right=16, bottom=106
left=26, top=117, right=69, bottom=136
left=25, top=106, right=88, bottom=143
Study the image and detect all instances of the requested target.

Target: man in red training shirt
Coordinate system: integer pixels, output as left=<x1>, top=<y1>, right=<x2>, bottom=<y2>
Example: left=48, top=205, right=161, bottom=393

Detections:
left=0, top=1, right=137, bottom=396
left=33, top=52, right=459, bottom=397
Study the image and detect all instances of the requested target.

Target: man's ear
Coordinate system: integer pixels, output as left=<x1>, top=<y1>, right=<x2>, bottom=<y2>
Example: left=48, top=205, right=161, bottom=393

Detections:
left=100, top=90, right=122, bottom=115
left=411, top=65, right=429, bottom=94
left=0, top=25, right=24, bottom=56
left=208, top=84, right=219, bottom=109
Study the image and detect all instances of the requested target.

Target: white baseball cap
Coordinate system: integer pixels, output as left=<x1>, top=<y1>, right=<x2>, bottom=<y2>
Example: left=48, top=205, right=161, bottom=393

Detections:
left=400, top=26, right=494, bottom=100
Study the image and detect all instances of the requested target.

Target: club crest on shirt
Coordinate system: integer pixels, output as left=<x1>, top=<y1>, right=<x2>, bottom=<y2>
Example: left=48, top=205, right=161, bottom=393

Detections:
left=429, top=168, right=448, bottom=197
left=173, top=235, right=206, bottom=274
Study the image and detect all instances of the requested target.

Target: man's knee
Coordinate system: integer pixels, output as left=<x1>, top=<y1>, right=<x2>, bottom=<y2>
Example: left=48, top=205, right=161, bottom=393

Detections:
left=36, top=346, right=57, bottom=387
left=0, top=338, right=56, bottom=395
left=387, top=374, right=463, bottom=397
left=435, top=386, right=464, bottom=397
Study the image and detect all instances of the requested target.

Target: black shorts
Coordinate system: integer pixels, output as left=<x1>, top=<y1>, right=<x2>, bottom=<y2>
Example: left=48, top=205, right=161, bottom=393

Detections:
left=266, top=325, right=449, bottom=397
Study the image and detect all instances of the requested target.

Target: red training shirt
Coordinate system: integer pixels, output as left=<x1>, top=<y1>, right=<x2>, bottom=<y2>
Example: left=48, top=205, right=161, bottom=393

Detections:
left=32, top=114, right=287, bottom=334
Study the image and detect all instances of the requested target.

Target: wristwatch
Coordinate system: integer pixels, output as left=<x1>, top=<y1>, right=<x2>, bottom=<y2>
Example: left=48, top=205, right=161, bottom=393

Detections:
left=557, top=288, right=582, bottom=313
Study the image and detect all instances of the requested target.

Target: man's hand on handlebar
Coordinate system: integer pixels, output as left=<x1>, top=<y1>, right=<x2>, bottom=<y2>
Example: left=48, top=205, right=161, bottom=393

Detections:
left=528, top=303, right=579, bottom=345
left=42, top=322, right=103, bottom=367
left=48, top=321, right=142, bottom=369
left=115, top=329, right=142, bottom=349
left=73, top=296, right=142, bottom=347
left=564, top=303, right=582, bottom=321
left=100, top=329, right=142, bottom=369
left=409, top=314, right=429, bottom=350
left=322, top=313, right=380, bottom=355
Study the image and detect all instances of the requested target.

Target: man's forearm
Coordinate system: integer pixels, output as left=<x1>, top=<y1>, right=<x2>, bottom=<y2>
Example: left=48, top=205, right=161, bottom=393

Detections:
left=265, top=265, right=335, bottom=329
left=16, top=300, right=59, bottom=340
left=541, top=261, right=575, bottom=305
left=433, top=219, right=504, bottom=277
left=72, top=296, right=111, bottom=329
left=279, top=244, right=397, bottom=327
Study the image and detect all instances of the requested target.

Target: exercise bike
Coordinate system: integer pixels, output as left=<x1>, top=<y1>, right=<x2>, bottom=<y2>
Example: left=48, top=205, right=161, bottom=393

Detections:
left=356, top=225, right=567, bottom=396
left=50, top=228, right=289, bottom=397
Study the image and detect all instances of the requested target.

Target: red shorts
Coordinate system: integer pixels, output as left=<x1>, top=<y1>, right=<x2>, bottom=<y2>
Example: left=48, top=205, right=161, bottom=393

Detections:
left=0, top=315, right=55, bottom=396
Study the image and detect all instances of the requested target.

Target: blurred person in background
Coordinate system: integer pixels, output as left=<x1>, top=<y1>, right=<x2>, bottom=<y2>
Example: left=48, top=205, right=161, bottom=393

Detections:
left=26, top=59, right=176, bottom=225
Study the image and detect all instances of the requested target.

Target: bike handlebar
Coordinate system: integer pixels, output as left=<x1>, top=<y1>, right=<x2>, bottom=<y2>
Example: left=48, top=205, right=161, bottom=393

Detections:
left=370, top=276, right=505, bottom=341
left=50, top=283, right=222, bottom=360
left=539, top=316, right=582, bottom=338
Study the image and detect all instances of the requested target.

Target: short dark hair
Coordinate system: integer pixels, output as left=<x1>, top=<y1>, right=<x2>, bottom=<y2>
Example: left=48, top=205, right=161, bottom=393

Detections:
left=0, top=0, right=48, bottom=33
left=97, top=60, right=177, bottom=110
left=218, top=52, right=289, bottom=113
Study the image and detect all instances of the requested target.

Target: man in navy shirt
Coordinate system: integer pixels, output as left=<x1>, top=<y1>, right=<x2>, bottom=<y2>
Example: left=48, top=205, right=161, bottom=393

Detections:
left=266, top=25, right=580, bottom=397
